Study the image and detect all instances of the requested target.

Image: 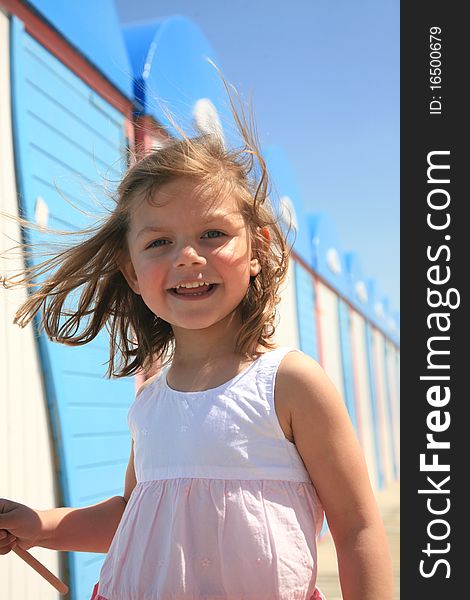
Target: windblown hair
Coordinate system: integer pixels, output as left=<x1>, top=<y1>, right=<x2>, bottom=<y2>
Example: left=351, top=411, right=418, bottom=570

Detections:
left=3, top=88, right=291, bottom=378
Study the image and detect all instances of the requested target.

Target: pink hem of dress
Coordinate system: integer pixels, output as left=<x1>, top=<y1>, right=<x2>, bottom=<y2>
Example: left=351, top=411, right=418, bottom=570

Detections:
left=90, top=582, right=326, bottom=600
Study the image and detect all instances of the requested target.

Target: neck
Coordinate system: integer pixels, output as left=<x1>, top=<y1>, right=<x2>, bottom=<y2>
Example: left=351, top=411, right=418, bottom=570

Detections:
left=171, top=310, right=246, bottom=367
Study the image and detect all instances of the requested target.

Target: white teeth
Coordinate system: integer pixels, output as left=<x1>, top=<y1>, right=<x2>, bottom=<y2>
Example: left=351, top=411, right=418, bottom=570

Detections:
left=175, top=281, right=210, bottom=289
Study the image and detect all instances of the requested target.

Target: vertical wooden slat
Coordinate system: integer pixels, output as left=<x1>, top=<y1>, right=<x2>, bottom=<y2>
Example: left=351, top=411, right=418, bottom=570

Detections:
left=338, top=299, right=358, bottom=432
left=373, top=328, right=394, bottom=485
left=315, top=282, right=345, bottom=398
left=274, top=261, right=300, bottom=348
left=294, top=261, right=319, bottom=360
left=350, top=311, right=379, bottom=490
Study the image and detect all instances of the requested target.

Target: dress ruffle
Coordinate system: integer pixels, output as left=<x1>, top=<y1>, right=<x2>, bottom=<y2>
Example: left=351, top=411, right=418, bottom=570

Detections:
left=91, top=584, right=326, bottom=600
left=93, top=478, right=324, bottom=600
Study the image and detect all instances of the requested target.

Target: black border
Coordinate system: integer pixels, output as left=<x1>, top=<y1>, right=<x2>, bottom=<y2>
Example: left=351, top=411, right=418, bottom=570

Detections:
left=401, top=3, right=467, bottom=596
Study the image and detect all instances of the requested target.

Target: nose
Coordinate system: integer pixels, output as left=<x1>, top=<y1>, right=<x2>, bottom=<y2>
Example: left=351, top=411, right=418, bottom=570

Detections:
left=173, top=244, right=207, bottom=268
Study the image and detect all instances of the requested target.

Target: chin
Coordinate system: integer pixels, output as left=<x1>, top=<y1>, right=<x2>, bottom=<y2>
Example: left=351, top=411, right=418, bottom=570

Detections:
left=173, top=311, right=240, bottom=332
left=184, top=320, right=224, bottom=331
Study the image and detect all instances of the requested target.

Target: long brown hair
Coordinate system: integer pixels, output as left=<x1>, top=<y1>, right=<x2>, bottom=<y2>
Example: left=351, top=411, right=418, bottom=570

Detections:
left=2, top=85, right=291, bottom=378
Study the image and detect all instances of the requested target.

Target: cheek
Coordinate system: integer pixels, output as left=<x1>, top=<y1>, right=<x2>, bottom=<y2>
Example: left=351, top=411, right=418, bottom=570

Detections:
left=213, top=239, right=251, bottom=270
left=135, top=259, right=166, bottom=290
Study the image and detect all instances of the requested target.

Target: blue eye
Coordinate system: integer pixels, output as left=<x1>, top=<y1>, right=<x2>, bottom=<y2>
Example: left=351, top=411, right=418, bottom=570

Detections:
left=148, top=239, right=170, bottom=249
left=203, top=230, right=225, bottom=239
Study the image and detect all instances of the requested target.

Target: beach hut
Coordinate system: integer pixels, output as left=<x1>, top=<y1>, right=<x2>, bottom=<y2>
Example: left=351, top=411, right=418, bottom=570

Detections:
left=122, top=15, right=236, bottom=152
left=343, top=252, right=381, bottom=489
left=1, top=1, right=135, bottom=597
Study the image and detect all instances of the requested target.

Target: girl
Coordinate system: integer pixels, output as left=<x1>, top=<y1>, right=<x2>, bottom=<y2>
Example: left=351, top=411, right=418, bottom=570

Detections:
left=0, top=100, right=393, bottom=599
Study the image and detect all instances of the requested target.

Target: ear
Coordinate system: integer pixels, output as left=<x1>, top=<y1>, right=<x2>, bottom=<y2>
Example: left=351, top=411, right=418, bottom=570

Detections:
left=250, top=226, right=270, bottom=276
left=119, top=256, right=141, bottom=295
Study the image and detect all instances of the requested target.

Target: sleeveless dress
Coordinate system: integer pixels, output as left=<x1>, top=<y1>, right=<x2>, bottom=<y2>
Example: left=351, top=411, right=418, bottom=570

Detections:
left=91, top=347, right=326, bottom=600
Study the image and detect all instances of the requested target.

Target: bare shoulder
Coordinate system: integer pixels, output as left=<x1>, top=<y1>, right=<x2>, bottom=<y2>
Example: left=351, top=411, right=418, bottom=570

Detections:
left=276, top=349, right=323, bottom=380
left=276, top=349, right=360, bottom=466
left=274, top=350, right=344, bottom=446
left=276, top=350, right=341, bottom=415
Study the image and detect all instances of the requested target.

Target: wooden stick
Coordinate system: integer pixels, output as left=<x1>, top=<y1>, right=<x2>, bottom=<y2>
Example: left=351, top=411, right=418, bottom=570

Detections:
left=13, top=546, right=69, bottom=595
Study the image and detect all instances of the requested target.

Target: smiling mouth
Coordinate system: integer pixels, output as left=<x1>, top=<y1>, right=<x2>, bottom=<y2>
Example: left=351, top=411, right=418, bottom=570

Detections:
left=168, top=283, right=217, bottom=297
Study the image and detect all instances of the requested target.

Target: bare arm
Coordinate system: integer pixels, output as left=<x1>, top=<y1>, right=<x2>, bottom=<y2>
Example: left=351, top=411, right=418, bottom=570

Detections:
left=36, top=495, right=126, bottom=553
left=276, top=352, right=393, bottom=600
left=0, top=440, right=137, bottom=555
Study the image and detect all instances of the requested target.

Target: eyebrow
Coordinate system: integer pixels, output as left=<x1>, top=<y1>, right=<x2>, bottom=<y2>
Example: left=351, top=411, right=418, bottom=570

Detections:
left=135, top=213, right=234, bottom=240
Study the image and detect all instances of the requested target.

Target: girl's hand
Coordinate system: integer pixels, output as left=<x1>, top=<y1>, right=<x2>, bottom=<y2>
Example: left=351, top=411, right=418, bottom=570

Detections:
left=0, top=498, right=43, bottom=554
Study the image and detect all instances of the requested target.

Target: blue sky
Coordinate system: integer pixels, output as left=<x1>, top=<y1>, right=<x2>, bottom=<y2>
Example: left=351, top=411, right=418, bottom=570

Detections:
left=115, top=0, right=399, bottom=313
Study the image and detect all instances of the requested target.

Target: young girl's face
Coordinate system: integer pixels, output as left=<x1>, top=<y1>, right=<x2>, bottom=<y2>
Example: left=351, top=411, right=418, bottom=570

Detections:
left=121, top=177, right=261, bottom=333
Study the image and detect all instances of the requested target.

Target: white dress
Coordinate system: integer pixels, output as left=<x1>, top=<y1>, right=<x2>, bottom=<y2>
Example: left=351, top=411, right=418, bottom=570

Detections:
left=93, top=347, right=325, bottom=600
